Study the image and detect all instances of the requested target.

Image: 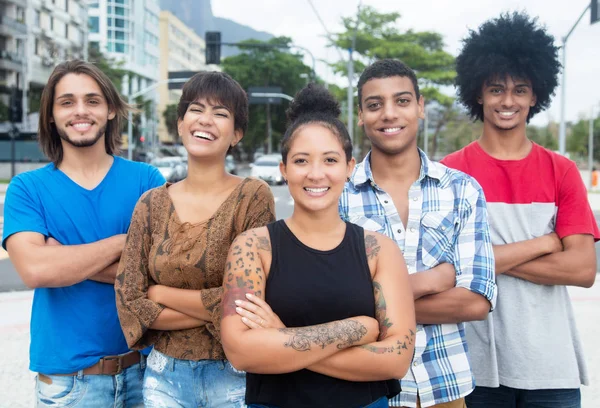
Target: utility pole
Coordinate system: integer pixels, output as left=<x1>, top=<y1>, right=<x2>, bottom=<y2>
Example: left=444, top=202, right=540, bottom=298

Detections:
left=347, top=1, right=362, bottom=153
left=558, top=3, right=592, bottom=155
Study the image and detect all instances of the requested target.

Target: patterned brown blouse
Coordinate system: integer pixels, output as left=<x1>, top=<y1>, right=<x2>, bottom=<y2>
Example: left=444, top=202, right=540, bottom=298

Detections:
left=115, top=177, right=275, bottom=360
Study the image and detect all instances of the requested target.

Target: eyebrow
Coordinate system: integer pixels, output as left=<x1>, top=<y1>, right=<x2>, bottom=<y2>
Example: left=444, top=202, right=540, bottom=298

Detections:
left=363, top=91, right=413, bottom=103
left=291, top=151, right=342, bottom=158
left=190, top=101, right=230, bottom=111
left=56, top=93, right=104, bottom=100
left=486, top=83, right=531, bottom=88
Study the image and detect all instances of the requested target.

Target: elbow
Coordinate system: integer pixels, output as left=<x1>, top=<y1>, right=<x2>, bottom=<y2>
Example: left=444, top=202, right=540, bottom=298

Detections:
left=578, top=267, right=597, bottom=288
left=467, top=297, right=491, bottom=321
left=18, top=265, right=46, bottom=289
left=388, top=362, right=410, bottom=380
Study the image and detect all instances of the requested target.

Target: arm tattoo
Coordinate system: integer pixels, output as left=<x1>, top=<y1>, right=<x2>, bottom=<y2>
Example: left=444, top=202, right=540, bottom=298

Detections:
left=222, top=233, right=265, bottom=318
left=360, top=329, right=415, bottom=355
left=365, top=234, right=381, bottom=260
left=257, top=236, right=271, bottom=252
left=373, top=281, right=392, bottom=340
left=278, top=320, right=367, bottom=351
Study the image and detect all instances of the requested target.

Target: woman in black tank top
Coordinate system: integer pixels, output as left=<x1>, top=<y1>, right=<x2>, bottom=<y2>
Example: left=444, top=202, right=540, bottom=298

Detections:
left=220, top=84, right=416, bottom=408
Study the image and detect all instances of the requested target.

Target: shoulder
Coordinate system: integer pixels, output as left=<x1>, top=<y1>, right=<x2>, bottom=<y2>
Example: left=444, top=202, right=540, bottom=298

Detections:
left=232, top=225, right=271, bottom=250
left=136, top=184, right=169, bottom=208
left=433, top=160, right=484, bottom=198
left=533, top=144, right=577, bottom=174
left=362, top=229, right=398, bottom=259
left=439, top=143, right=476, bottom=168
left=241, top=177, right=272, bottom=194
left=5, top=164, right=55, bottom=196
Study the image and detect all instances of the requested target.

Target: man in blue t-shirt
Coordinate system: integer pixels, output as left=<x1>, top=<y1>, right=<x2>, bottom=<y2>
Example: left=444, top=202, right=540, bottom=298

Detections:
left=2, top=60, right=165, bottom=407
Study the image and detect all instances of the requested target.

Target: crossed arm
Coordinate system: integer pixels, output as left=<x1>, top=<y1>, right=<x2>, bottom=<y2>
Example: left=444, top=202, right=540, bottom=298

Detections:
left=222, top=228, right=416, bottom=381
left=495, top=233, right=596, bottom=288
left=6, top=232, right=126, bottom=288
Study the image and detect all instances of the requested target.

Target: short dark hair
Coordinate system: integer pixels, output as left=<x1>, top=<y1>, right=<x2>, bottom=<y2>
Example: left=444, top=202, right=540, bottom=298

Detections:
left=177, top=71, right=249, bottom=134
left=455, top=11, right=560, bottom=122
left=281, top=83, right=352, bottom=164
left=39, top=60, right=130, bottom=165
left=357, top=59, right=420, bottom=109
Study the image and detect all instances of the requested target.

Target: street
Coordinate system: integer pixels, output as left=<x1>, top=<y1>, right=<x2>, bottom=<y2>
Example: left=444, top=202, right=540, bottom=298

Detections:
left=0, top=184, right=599, bottom=406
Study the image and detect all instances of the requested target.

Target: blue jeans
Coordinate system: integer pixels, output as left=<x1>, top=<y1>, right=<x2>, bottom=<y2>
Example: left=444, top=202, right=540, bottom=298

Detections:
left=249, top=396, right=389, bottom=408
left=465, top=385, right=581, bottom=408
left=143, top=348, right=246, bottom=407
left=35, top=360, right=145, bottom=407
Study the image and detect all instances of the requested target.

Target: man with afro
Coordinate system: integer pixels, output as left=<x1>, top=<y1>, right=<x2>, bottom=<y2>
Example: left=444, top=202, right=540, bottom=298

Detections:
left=442, top=12, right=599, bottom=408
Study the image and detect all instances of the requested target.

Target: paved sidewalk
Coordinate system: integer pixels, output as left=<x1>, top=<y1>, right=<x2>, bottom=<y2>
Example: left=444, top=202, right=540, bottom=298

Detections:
left=0, top=283, right=599, bottom=407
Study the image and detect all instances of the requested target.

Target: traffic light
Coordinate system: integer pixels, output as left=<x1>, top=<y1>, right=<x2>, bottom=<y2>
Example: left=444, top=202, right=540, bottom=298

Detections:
left=205, top=31, right=221, bottom=65
left=592, top=0, right=600, bottom=24
left=9, top=90, right=22, bottom=124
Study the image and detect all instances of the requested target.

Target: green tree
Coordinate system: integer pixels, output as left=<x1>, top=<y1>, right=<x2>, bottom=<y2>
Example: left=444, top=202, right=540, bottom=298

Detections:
left=329, top=6, right=456, bottom=157
left=163, top=104, right=179, bottom=142
left=567, top=114, right=600, bottom=164
left=222, top=37, right=312, bottom=159
left=88, top=45, right=127, bottom=95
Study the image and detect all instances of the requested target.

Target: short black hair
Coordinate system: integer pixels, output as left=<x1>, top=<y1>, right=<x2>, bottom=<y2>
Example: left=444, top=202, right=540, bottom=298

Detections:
left=357, top=59, right=420, bottom=108
left=455, top=11, right=560, bottom=122
left=281, top=83, right=353, bottom=164
left=177, top=71, right=249, bottom=134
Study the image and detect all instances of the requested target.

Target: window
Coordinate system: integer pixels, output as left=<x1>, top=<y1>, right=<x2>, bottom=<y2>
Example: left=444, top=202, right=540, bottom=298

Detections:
left=35, top=38, right=41, bottom=56
left=65, top=0, right=69, bottom=12
left=88, top=16, right=99, bottom=33
left=90, top=41, right=100, bottom=51
left=115, top=30, right=125, bottom=40
left=115, top=43, right=125, bottom=53
left=114, top=18, right=125, bottom=28
left=34, top=10, right=40, bottom=26
left=65, top=24, right=69, bottom=39
left=89, top=2, right=99, bottom=8
left=50, top=17, right=54, bottom=31
left=115, top=6, right=125, bottom=16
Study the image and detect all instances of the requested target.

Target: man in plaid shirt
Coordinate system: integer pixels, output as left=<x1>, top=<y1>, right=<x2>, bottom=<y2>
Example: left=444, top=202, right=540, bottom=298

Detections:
left=340, top=59, right=497, bottom=408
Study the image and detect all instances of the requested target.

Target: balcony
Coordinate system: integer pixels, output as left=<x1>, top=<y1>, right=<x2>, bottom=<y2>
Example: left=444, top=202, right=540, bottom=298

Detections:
left=0, top=15, right=28, bottom=36
left=0, top=50, right=24, bottom=71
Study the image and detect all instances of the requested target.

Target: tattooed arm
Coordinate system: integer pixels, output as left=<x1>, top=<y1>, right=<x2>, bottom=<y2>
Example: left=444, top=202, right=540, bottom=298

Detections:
left=306, top=232, right=416, bottom=381
left=220, top=227, right=380, bottom=374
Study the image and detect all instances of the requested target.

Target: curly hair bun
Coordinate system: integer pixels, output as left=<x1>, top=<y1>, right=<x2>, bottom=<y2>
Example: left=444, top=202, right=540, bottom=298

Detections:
left=286, top=83, right=341, bottom=123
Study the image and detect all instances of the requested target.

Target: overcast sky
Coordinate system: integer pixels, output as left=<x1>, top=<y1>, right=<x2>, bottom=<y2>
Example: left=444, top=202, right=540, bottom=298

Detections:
left=212, top=0, right=600, bottom=126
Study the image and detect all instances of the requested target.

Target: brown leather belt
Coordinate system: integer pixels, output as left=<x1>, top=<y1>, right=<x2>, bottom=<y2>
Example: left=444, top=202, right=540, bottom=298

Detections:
left=53, top=351, right=141, bottom=376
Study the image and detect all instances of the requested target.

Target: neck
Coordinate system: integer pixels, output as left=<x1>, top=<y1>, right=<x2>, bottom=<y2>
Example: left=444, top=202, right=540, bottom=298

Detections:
left=288, top=203, right=345, bottom=235
left=182, top=155, right=230, bottom=193
left=58, top=139, right=112, bottom=173
left=479, top=120, right=531, bottom=159
left=369, top=145, right=422, bottom=185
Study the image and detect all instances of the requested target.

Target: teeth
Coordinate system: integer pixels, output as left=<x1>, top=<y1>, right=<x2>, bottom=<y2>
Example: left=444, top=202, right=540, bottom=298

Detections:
left=499, top=112, right=516, bottom=117
left=382, top=127, right=402, bottom=133
left=72, top=123, right=91, bottom=130
left=193, top=131, right=215, bottom=141
left=305, top=187, right=329, bottom=193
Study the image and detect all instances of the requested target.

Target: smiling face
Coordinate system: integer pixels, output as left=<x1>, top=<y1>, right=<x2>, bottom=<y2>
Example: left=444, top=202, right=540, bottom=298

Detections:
left=51, top=73, right=115, bottom=149
left=358, top=76, right=424, bottom=157
left=280, top=123, right=355, bottom=214
left=177, top=97, right=242, bottom=160
left=479, top=75, right=536, bottom=132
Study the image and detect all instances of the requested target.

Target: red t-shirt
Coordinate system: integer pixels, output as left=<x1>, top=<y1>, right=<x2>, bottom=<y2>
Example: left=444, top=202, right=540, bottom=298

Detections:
left=441, top=141, right=600, bottom=241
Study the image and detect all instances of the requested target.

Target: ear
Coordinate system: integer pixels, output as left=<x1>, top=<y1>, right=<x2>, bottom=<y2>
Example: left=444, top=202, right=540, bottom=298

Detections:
left=107, top=108, right=116, bottom=121
left=357, top=107, right=364, bottom=127
left=231, top=129, right=243, bottom=147
left=530, top=93, right=537, bottom=107
left=418, top=96, right=425, bottom=120
left=279, top=160, right=287, bottom=183
left=347, top=156, right=356, bottom=179
left=177, top=118, right=183, bottom=137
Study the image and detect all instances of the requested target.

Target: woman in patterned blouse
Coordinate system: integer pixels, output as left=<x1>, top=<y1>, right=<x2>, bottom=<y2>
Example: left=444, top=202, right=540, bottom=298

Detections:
left=115, top=72, right=275, bottom=407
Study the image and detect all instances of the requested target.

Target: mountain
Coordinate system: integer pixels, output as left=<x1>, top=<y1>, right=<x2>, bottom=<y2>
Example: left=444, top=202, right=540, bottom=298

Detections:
left=159, top=0, right=273, bottom=58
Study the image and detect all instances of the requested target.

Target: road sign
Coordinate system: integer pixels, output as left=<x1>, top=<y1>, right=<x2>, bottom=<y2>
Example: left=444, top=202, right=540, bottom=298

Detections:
left=592, top=0, right=600, bottom=24
left=248, top=87, right=283, bottom=105
left=206, top=31, right=221, bottom=65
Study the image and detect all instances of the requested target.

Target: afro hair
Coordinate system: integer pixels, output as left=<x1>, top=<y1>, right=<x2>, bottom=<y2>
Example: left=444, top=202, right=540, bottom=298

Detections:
left=455, top=11, right=561, bottom=122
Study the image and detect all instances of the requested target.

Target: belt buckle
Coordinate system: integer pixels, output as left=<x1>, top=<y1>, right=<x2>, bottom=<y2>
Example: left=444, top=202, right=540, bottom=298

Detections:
left=100, top=355, right=123, bottom=375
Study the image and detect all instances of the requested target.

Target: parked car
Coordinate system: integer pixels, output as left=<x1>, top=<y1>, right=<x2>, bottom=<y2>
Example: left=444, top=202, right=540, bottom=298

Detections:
left=151, top=157, right=187, bottom=182
left=250, top=154, right=284, bottom=185
left=226, top=155, right=237, bottom=175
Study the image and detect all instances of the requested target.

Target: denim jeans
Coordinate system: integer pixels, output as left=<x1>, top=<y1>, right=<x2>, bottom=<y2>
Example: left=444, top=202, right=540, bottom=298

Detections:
left=35, top=360, right=145, bottom=407
left=248, top=395, right=389, bottom=408
left=143, top=348, right=246, bottom=407
left=465, top=385, right=581, bottom=408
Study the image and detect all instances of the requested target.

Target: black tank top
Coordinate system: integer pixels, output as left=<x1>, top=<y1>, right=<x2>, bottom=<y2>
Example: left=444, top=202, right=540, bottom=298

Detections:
left=245, top=220, right=400, bottom=408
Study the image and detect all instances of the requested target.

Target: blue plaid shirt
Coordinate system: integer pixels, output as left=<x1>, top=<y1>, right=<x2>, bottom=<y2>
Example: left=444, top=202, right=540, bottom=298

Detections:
left=340, top=150, right=496, bottom=407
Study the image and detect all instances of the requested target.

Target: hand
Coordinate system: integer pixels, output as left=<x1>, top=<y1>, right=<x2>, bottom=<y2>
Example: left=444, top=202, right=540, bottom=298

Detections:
left=353, top=315, right=380, bottom=345
left=45, top=237, right=62, bottom=246
left=433, top=262, right=456, bottom=293
left=543, top=232, right=563, bottom=254
left=147, top=284, right=164, bottom=304
left=235, top=293, right=286, bottom=329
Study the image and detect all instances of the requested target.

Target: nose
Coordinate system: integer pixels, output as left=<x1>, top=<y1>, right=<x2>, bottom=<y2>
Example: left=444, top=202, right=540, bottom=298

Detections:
left=196, top=110, right=213, bottom=126
left=307, top=162, right=325, bottom=180
left=382, top=101, right=398, bottom=121
left=74, top=100, right=88, bottom=116
left=501, top=92, right=515, bottom=108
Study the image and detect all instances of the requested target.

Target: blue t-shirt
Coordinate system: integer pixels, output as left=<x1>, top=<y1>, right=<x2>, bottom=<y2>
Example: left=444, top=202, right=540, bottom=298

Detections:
left=2, top=156, right=165, bottom=374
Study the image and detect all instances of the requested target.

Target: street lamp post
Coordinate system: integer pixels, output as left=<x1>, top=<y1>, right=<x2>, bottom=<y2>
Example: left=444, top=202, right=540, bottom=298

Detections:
left=558, top=3, right=592, bottom=155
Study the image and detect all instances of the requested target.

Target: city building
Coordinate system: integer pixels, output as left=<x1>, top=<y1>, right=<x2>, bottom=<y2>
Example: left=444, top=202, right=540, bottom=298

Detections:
left=157, top=10, right=212, bottom=143
left=87, top=0, right=160, bottom=147
left=1, top=0, right=88, bottom=131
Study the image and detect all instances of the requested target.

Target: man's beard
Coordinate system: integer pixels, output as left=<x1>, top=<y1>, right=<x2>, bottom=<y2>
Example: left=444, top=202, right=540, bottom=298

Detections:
left=56, top=123, right=107, bottom=148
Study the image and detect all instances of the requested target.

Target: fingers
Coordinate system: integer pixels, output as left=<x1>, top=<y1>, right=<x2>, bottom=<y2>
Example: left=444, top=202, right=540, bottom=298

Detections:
left=241, top=316, right=262, bottom=329
left=245, top=293, right=273, bottom=312
left=236, top=306, right=266, bottom=327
